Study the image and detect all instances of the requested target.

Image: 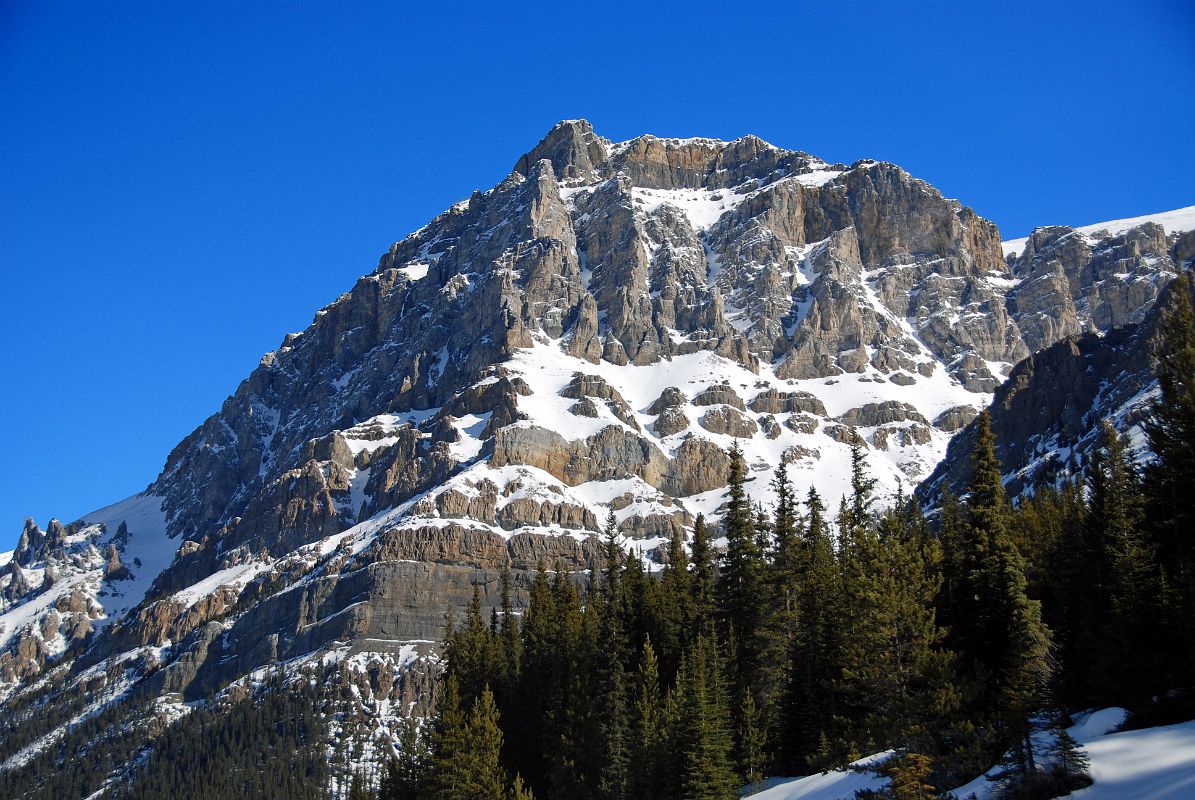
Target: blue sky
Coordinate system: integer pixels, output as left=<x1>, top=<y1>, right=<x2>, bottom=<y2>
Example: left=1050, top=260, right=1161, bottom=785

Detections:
left=1, top=0, right=1193, bottom=549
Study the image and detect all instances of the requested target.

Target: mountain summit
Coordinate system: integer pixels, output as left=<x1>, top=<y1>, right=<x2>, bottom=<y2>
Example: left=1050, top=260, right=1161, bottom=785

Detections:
left=1, top=121, right=1190, bottom=794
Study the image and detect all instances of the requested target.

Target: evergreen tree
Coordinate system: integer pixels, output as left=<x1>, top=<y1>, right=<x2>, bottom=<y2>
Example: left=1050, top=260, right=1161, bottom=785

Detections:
left=766, top=461, right=802, bottom=647
left=960, top=413, right=1052, bottom=777
left=508, top=775, right=535, bottom=800
left=831, top=496, right=958, bottom=762
left=887, top=752, right=936, bottom=800
left=690, top=514, right=717, bottom=634
left=630, top=638, right=664, bottom=800
left=603, top=511, right=624, bottom=598
left=738, top=689, right=768, bottom=789
left=655, top=523, right=694, bottom=679
left=1144, top=271, right=1195, bottom=677
left=846, top=429, right=878, bottom=542
left=380, top=716, right=428, bottom=800
left=716, top=444, right=768, bottom=703
left=672, top=635, right=738, bottom=800
left=777, top=485, right=842, bottom=772
left=498, top=562, right=522, bottom=688
left=423, top=676, right=471, bottom=800
left=1084, top=420, right=1170, bottom=702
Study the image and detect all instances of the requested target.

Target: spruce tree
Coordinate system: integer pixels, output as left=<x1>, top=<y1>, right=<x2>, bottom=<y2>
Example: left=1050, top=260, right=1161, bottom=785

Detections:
left=1144, top=271, right=1195, bottom=676
left=777, top=485, right=842, bottom=772
left=630, top=638, right=664, bottom=800
left=424, top=675, right=470, bottom=800
left=380, top=716, right=428, bottom=800
left=887, top=752, right=936, bottom=800
left=1085, top=420, right=1168, bottom=702
left=655, top=523, right=694, bottom=681
left=673, top=635, right=738, bottom=800
left=960, top=413, right=1052, bottom=776
left=716, top=444, right=768, bottom=704
left=846, top=429, right=878, bottom=541
left=467, top=687, right=511, bottom=800
left=690, top=514, right=717, bottom=633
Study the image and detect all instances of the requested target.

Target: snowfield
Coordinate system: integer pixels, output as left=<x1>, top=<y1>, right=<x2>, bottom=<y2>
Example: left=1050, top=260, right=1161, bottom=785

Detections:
left=746, top=708, right=1195, bottom=800
left=1002, top=205, right=1195, bottom=258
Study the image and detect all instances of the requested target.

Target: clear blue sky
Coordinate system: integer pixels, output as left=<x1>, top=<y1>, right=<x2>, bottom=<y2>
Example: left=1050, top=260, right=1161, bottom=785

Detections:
left=2, top=0, right=1193, bottom=549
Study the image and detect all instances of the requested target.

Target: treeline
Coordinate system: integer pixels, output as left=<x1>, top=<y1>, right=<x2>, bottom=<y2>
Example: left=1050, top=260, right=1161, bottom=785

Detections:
left=375, top=277, right=1195, bottom=800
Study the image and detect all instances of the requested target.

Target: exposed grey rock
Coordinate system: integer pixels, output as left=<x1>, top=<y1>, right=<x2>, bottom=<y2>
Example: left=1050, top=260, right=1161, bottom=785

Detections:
left=699, top=406, right=758, bottom=438
left=871, top=424, right=933, bottom=450
left=933, top=405, right=979, bottom=432
left=104, top=544, right=131, bottom=582
left=749, top=388, right=827, bottom=416
left=647, top=387, right=687, bottom=415
left=692, top=385, right=746, bottom=409
left=837, top=401, right=927, bottom=427
left=653, top=406, right=690, bottom=437
left=784, top=414, right=820, bottom=434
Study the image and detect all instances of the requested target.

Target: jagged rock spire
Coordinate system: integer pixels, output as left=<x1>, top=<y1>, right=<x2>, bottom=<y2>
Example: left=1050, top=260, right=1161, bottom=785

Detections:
left=513, top=119, right=608, bottom=182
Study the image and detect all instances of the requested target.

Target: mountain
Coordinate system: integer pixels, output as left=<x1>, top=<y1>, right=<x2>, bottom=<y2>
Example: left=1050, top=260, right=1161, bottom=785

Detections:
left=921, top=208, right=1195, bottom=504
left=0, top=120, right=1188, bottom=795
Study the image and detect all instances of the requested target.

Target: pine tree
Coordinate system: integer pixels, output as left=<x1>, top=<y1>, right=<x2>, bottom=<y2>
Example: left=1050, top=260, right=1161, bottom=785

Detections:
left=1144, top=271, right=1195, bottom=677
left=508, top=775, right=535, bottom=800
left=630, top=638, right=664, bottom=800
left=690, top=514, right=716, bottom=633
left=348, top=771, right=371, bottom=800
left=832, top=495, right=958, bottom=762
left=467, top=687, right=510, bottom=800
left=846, top=429, right=878, bottom=542
left=672, top=635, right=738, bottom=800
left=767, top=461, right=802, bottom=642
left=380, top=716, right=428, bottom=800
left=716, top=444, right=768, bottom=705
left=777, top=485, right=842, bottom=772
left=498, top=562, right=522, bottom=688
left=424, top=675, right=471, bottom=800
left=603, top=511, right=624, bottom=598
left=960, top=413, right=1052, bottom=777
left=1084, top=420, right=1168, bottom=702
left=508, top=563, right=557, bottom=798
left=654, top=523, right=694, bottom=683
left=738, top=689, right=768, bottom=789
left=887, top=752, right=936, bottom=800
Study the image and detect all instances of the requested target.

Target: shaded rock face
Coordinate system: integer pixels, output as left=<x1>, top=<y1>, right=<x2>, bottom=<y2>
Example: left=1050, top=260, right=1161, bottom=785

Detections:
left=919, top=271, right=1194, bottom=505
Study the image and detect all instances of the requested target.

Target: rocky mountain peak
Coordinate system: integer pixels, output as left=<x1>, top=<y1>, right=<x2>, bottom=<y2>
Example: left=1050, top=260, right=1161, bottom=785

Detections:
left=514, top=119, right=609, bottom=182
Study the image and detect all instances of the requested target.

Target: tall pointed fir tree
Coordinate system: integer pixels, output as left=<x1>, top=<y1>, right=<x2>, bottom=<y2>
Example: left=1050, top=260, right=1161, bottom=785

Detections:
left=656, top=523, right=694, bottom=681
left=672, top=634, right=738, bottom=800
left=379, top=716, right=428, bottom=800
left=630, top=637, right=664, bottom=800
left=1144, top=271, right=1195, bottom=679
left=690, top=514, right=717, bottom=634
left=960, top=412, right=1052, bottom=776
left=716, top=444, right=768, bottom=705
left=777, top=485, right=843, bottom=772
left=1085, top=420, right=1166, bottom=702
left=831, top=493, right=958, bottom=763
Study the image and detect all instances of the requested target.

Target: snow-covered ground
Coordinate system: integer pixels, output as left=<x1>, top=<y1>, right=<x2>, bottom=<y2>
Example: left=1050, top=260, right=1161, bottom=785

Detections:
left=1002, top=205, right=1195, bottom=257
left=746, top=708, right=1195, bottom=800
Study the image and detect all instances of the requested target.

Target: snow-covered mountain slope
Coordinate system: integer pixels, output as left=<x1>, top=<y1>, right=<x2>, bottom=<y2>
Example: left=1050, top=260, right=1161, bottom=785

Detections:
left=1002, top=205, right=1195, bottom=257
left=0, top=120, right=1187, bottom=793
left=748, top=708, right=1195, bottom=800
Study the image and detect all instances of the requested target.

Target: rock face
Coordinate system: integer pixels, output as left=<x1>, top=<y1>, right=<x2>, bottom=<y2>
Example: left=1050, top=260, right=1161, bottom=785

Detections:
left=919, top=270, right=1194, bottom=505
left=1, top=121, right=1189, bottom=795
